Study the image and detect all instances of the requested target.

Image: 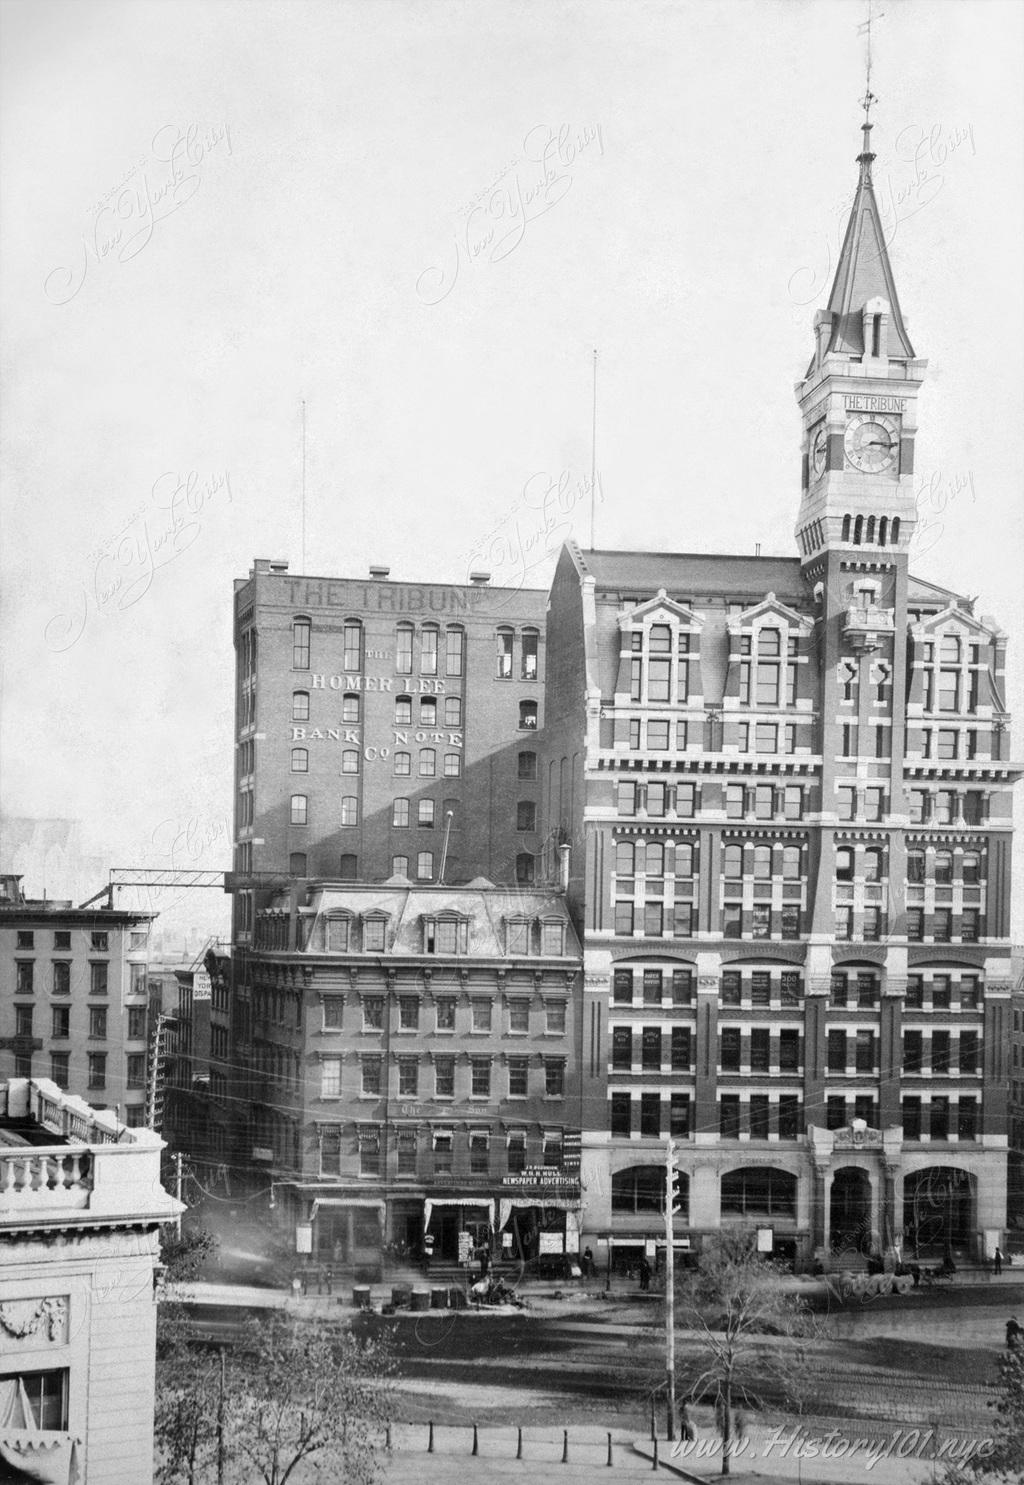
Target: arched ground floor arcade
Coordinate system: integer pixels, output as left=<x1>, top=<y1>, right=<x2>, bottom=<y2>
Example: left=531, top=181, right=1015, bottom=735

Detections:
left=579, top=1129, right=1008, bottom=1272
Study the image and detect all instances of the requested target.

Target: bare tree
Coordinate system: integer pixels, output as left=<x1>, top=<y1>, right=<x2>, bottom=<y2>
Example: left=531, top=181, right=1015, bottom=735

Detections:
left=155, top=1312, right=220, bottom=1485
left=223, top=1314, right=393, bottom=1485
left=675, top=1232, right=816, bottom=1477
left=155, top=1312, right=394, bottom=1485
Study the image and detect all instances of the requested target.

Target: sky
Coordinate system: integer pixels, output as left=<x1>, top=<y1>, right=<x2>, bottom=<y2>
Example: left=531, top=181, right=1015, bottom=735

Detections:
left=1, top=0, right=1022, bottom=943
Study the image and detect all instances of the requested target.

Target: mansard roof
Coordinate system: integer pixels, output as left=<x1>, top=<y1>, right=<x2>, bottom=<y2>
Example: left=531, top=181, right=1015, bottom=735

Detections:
left=570, top=547, right=809, bottom=605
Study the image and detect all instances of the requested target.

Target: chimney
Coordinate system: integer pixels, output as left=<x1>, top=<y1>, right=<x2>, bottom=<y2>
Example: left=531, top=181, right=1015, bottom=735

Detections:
left=469, top=571, right=491, bottom=586
left=369, top=565, right=390, bottom=580
left=558, top=843, right=571, bottom=893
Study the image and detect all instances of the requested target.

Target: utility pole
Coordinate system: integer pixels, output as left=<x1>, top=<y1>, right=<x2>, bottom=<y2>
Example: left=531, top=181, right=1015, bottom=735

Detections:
left=175, top=1150, right=183, bottom=1236
left=665, top=1138, right=678, bottom=1439
left=217, top=1347, right=226, bottom=1485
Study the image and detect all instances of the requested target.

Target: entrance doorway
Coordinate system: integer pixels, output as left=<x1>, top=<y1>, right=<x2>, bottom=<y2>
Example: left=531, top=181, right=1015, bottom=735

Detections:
left=904, top=1167, right=974, bottom=1258
left=829, top=1168, right=873, bottom=1258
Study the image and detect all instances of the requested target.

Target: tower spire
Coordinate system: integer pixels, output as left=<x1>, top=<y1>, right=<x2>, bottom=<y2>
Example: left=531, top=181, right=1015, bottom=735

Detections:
left=857, top=0, right=882, bottom=177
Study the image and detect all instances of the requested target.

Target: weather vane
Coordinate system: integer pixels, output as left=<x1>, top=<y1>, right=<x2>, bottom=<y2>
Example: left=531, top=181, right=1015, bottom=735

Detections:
left=857, top=0, right=884, bottom=121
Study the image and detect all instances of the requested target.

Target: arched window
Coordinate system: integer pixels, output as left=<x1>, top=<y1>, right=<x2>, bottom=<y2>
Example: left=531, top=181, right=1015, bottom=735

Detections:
left=419, top=748, right=436, bottom=777
left=420, top=697, right=437, bottom=726
left=891, top=516, right=900, bottom=544
left=612, top=1165, right=678, bottom=1214
left=853, top=515, right=863, bottom=545
left=342, top=693, right=360, bottom=723
left=289, top=852, right=307, bottom=877
left=443, top=752, right=461, bottom=777
left=446, top=626, right=465, bottom=677
left=519, top=700, right=538, bottom=730
left=340, top=796, right=358, bottom=826
left=416, top=851, right=434, bottom=881
left=933, top=849, right=953, bottom=884
left=866, top=515, right=876, bottom=544
left=290, top=794, right=308, bottom=825
left=939, top=634, right=961, bottom=664
left=518, top=750, right=537, bottom=779
left=752, top=844, right=772, bottom=879
left=394, top=751, right=411, bottom=776
left=339, top=854, right=358, bottom=881
left=292, top=690, right=310, bottom=721
left=878, top=516, right=888, bottom=546
left=516, top=801, right=536, bottom=832
left=445, top=696, right=463, bottom=727
left=420, top=624, right=439, bottom=676
left=497, top=627, right=514, bottom=679
left=292, top=617, right=311, bottom=670
left=674, top=842, right=694, bottom=877
left=841, top=514, right=851, bottom=542
left=342, top=749, right=360, bottom=774
left=782, top=845, right=802, bottom=879
left=961, top=851, right=980, bottom=884
left=758, top=628, right=780, bottom=656
left=521, top=628, right=539, bottom=680
left=515, top=852, right=535, bottom=884
left=721, top=1167, right=796, bottom=1218
left=291, top=748, right=308, bottom=773
left=395, top=695, right=412, bottom=725
left=616, top=840, right=636, bottom=878
left=723, top=843, right=743, bottom=878
left=343, top=620, right=362, bottom=672
left=396, top=624, right=414, bottom=675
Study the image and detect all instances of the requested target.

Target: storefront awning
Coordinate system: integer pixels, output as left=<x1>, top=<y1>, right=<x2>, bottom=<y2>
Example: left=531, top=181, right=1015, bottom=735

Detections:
left=498, top=1196, right=578, bottom=1229
left=424, top=1197, right=495, bottom=1229
left=310, top=1198, right=385, bottom=1220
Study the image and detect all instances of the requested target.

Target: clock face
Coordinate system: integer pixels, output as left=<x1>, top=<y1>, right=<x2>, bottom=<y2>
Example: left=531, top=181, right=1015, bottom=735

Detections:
left=845, top=413, right=899, bottom=473
left=811, top=422, right=828, bottom=478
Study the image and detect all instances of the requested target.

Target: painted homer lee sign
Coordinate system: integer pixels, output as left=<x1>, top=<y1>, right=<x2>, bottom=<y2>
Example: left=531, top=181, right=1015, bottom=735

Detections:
left=292, top=673, right=464, bottom=761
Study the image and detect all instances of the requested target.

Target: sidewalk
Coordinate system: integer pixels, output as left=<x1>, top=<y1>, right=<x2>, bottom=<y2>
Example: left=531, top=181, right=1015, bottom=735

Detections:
left=380, top=1421, right=989, bottom=1485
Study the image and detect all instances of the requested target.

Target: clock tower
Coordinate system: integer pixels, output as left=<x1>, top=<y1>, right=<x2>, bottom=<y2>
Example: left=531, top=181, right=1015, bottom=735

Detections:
left=795, top=100, right=929, bottom=1023
left=795, top=104, right=927, bottom=571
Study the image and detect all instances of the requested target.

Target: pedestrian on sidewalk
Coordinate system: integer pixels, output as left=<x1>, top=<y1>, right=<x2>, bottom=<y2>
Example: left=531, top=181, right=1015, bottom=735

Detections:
left=677, top=1399, right=696, bottom=1443
left=994, top=1246, right=1003, bottom=1276
left=638, top=1255, right=651, bottom=1292
left=1007, top=1317, right=1021, bottom=1350
left=325, top=1263, right=334, bottom=1296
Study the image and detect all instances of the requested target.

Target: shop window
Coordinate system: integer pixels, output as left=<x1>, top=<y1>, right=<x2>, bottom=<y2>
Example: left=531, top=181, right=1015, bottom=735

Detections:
left=613, top=969, right=634, bottom=1003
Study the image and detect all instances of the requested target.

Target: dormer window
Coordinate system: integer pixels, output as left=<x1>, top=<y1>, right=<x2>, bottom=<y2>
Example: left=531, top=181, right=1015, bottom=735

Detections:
left=325, top=914, right=351, bottom=952
left=362, top=914, right=389, bottom=953
left=505, top=917, right=532, bottom=954
left=423, top=914, right=469, bottom=955
left=540, top=919, right=565, bottom=956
